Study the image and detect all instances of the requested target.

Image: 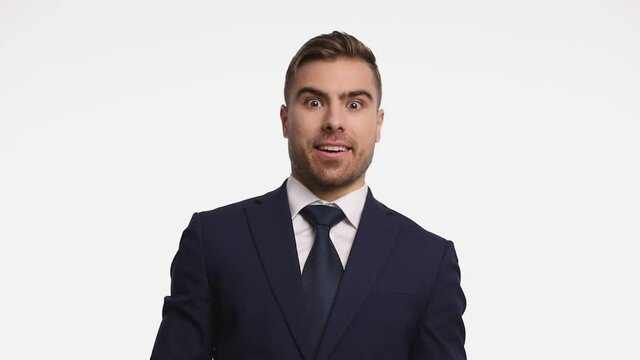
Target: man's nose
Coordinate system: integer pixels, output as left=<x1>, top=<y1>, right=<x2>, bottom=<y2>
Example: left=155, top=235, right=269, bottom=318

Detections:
left=323, top=105, right=345, bottom=132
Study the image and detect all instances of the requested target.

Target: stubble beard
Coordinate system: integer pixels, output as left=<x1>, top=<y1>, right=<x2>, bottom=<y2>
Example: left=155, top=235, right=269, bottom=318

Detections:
left=288, top=140, right=375, bottom=193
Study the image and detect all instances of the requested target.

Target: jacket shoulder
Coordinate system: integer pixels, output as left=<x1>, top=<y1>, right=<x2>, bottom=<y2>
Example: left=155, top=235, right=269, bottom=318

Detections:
left=195, top=186, right=282, bottom=220
left=374, top=198, right=451, bottom=247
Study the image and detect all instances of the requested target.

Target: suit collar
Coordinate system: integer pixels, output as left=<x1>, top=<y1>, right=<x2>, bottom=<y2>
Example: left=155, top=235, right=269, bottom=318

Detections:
left=245, top=182, right=313, bottom=360
left=315, top=189, right=400, bottom=360
left=246, top=183, right=400, bottom=360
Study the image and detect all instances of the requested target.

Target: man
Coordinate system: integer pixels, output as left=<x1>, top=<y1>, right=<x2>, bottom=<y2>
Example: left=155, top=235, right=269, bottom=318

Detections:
left=151, top=31, right=466, bottom=360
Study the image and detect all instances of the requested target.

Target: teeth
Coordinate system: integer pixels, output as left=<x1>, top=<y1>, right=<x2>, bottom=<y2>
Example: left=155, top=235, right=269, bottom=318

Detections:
left=319, top=145, right=348, bottom=152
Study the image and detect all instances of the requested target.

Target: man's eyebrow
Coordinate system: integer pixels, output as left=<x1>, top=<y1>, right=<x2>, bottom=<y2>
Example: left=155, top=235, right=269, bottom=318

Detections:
left=342, top=90, right=373, bottom=101
left=296, top=87, right=328, bottom=99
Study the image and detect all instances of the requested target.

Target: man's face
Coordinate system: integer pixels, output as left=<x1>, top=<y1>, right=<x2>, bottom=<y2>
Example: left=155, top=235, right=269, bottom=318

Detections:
left=280, top=57, right=384, bottom=200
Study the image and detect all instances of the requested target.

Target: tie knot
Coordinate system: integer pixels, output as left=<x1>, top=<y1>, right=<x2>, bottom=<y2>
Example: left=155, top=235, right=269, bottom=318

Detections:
left=299, top=205, right=345, bottom=228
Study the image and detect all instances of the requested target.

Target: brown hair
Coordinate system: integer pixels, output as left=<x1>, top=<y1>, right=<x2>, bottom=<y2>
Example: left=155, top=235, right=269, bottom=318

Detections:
left=284, top=31, right=382, bottom=106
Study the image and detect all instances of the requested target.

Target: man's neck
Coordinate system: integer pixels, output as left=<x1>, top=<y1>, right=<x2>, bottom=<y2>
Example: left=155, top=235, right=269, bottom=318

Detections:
left=291, top=174, right=365, bottom=202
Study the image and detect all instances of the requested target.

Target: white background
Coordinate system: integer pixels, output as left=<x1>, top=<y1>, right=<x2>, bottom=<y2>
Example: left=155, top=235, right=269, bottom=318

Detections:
left=1, top=0, right=639, bottom=358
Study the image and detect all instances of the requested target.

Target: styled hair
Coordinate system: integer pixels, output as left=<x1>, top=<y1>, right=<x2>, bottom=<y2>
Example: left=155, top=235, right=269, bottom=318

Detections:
left=284, top=31, right=382, bottom=106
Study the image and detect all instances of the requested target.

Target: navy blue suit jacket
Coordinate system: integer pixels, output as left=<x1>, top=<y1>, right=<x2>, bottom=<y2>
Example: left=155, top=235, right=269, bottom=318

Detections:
left=151, top=183, right=466, bottom=359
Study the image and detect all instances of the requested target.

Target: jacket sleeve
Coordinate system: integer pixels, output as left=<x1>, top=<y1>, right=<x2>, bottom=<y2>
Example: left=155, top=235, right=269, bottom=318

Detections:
left=412, top=241, right=466, bottom=360
left=151, top=213, right=215, bottom=360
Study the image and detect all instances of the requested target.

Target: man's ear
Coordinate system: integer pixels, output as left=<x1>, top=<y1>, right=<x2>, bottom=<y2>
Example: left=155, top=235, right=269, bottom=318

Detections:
left=375, top=108, right=385, bottom=142
left=280, top=105, right=289, bottom=138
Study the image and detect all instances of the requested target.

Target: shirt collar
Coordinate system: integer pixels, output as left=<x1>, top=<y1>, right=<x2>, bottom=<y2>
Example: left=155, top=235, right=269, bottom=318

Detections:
left=286, top=176, right=368, bottom=229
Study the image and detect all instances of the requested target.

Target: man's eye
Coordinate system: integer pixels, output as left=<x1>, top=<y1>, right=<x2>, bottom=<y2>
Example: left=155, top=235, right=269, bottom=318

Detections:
left=306, top=99, right=323, bottom=108
left=347, top=101, right=362, bottom=110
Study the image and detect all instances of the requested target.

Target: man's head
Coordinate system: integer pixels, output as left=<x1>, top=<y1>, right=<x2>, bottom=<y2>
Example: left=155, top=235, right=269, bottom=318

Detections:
left=280, top=31, right=384, bottom=201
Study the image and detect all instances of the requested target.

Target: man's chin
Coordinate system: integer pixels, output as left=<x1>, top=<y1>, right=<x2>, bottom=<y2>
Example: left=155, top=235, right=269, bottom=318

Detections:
left=308, top=172, right=361, bottom=190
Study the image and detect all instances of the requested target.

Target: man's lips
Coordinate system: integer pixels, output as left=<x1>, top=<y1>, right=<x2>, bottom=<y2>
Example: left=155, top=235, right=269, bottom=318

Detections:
left=317, top=145, right=349, bottom=152
left=314, top=142, right=352, bottom=155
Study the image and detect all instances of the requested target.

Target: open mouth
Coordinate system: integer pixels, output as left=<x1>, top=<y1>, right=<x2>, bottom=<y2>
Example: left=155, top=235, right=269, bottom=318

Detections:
left=317, top=145, right=350, bottom=153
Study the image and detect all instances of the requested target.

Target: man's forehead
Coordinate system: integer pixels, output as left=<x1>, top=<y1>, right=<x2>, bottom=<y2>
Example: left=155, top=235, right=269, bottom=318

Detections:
left=292, top=58, right=379, bottom=96
left=295, top=58, right=375, bottom=80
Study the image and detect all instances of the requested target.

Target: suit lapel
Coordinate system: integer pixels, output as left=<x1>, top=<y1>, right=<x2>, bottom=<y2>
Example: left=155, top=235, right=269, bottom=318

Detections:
left=315, top=190, right=400, bottom=360
left=245, top=183, right=313, bottom=360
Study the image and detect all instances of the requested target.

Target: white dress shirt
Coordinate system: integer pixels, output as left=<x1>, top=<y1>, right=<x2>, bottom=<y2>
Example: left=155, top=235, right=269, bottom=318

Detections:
left=286, top=176, right=368, bottom=272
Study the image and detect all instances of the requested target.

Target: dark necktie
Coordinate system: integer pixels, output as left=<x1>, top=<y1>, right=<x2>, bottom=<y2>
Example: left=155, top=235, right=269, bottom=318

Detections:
left=299, top=205, right=346, bottom=354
